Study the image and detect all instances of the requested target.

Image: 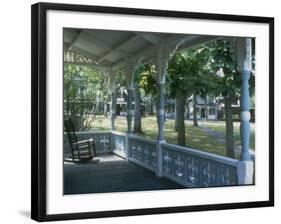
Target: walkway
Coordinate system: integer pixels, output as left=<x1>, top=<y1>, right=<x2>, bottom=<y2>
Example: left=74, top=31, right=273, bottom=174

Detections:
left=64, top=154, right=185, bottom=195
left=199, top=123, right=255, bottom=160
left=199, top=125, right=225, bottom=144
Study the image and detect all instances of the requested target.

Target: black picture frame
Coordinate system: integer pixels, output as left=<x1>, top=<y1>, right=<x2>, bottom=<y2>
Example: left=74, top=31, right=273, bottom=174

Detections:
left=31, top=2, right=274, bottom=222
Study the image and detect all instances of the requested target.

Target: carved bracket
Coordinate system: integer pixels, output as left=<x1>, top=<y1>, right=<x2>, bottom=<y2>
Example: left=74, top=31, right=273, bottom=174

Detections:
left=108, top=69, right=118, bottom=93
left=64, top=50, right=100, bottom=65
left=123, top=57, right=143, bottom=89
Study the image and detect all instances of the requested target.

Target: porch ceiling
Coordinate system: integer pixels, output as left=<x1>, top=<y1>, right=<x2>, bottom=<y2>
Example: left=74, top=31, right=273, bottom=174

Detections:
left=63, top=28, right=218, bottom=71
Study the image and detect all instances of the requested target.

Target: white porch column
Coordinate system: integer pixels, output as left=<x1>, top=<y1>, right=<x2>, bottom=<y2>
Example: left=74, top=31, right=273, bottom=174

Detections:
left=154, top=42, right=184, bottom=177
left=155, top=50, right=165, bottom=177
left=237, top=38, right=254, bottom=185
left=124, top=62, right=139, bottom=134
left=154, top=48, right=165, bottom=177
left=109, top=70, right=117, bottom=130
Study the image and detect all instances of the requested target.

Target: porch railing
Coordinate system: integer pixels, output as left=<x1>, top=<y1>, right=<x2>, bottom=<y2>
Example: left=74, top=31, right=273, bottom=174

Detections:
left=128, top=135, right=157, bottom=172
left=64, top=130, right=249, bottom=187
left=111, top=131, right=127, bottom=158
left=64, top=131, right=112, bottom=156
left=161, top=143, right=238, bottom=187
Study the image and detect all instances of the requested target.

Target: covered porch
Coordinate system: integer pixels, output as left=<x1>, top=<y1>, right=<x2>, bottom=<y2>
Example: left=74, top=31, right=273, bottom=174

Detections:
left=63, top=28, right=254, bottom=194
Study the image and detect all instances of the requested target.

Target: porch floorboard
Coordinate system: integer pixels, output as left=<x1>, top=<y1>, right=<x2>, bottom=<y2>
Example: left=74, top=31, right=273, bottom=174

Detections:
left=64, top=154, right=185, bottom=195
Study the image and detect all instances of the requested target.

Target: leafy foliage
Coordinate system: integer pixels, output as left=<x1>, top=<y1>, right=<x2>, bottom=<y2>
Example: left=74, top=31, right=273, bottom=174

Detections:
left=138, top=64, right=158, bottom=97
left=208, top=40, right=240, bottom=98
left=208, top=40, right=255, bottom=98
left=137, top=64, right=159, bottom=113
left=64, top=64, right=110, bottom=131
left=166, top=45, right=211, bottom=98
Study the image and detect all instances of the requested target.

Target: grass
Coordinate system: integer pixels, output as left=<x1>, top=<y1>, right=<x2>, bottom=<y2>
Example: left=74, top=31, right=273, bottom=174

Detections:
left=201, top=121, right=255, bottom=151
left=90, top=115, right=255, bottom=158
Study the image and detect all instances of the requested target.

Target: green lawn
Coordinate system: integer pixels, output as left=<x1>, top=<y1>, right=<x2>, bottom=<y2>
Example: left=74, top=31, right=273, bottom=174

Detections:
left=201, top=121, right=255, bottom=151
left=91, top=115, right=255, bottom=158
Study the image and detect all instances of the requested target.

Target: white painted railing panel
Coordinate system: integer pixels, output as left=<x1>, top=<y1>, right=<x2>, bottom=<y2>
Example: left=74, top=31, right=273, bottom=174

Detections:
left=111, top=131, right=127, bottom=159
left=64, top=131, right=244, bottom=188
left=128, top=135, right=157, bottom=172
left=161, top=143, right=239, bottom=187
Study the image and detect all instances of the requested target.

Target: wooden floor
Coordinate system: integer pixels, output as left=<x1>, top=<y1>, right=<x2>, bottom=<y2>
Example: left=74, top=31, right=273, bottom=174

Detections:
left=64, top=154, right=185, bottom=195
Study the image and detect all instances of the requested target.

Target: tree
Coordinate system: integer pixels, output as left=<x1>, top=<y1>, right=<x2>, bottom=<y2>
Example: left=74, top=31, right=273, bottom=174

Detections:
left=167, top=53, right=189, bottom=146
left=210, top=39, right=255, bottom=158
left=167, top=45, right=211, bottom=145
left=134, top=64, right=156, bottom=133
left=139, top=64, right=161, bottom=134
left=112, top=71, right=126, bottom=122
left=133, top=66, right=143, bottom=134
left=208, top=39, right=255, bottom=158
left=192, top=94, right=198, bottom=126
left=64, top=64, right=110, bottom=131
left=187, top=47, right=211, bottom=127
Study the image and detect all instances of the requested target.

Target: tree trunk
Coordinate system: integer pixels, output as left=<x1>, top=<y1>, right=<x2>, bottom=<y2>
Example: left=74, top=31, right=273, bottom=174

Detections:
left=65, top=100, right=70, bottom=116
left=156, top=97, right=160, bottom=128
left=204, top=96, right=208, bottom=121
left=217, top=100, right=222, bottom=120
left=94, top=97, right=100, bottom=114
left=224, top=96, right=235, bottom=158
left=174, top=98, right=178, bottom=131
left=176, top=92, right=186, bottom=146
left=111, top=91, right=117, bottom=130
left=150, top=101, right=154, bottom=115
left=134, top=86, right=142, bottom=133
left=193, top=94, right=198, bottom=127
left=186, top=101, right=190, bottom=119
left=104, top=102, right=108, bottom=118
left=215, top=101, right=219, bottom=120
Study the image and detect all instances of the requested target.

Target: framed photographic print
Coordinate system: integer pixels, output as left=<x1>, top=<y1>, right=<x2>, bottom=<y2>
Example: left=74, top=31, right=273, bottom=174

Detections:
left=31, top=2, right=274, bottom=222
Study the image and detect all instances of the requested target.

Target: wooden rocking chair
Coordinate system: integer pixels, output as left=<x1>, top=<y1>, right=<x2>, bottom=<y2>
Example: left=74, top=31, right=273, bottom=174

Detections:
left=64, top=118, right=97, bottom=162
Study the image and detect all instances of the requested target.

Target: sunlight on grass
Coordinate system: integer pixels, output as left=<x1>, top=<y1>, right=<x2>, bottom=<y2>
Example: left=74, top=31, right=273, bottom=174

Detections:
left=202, top=121, right=255, bottom=151
left=91, top=115, right=255, bottom=157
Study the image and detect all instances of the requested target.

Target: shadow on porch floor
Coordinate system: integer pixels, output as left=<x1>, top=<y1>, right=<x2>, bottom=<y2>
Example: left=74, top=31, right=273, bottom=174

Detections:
left=64, top=154, right=185, bottom=195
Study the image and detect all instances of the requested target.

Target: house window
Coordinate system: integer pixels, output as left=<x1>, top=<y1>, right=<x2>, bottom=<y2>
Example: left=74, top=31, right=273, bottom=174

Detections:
left=209, top=108, right=215, bottom=115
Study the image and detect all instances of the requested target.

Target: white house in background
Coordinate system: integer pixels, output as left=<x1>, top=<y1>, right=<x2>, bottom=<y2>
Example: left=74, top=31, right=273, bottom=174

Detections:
left=115, top=87, right=129, bottom=116
left=166, top=95, right=245, bottom=121
left=187, top=95, right=219, bottom=120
